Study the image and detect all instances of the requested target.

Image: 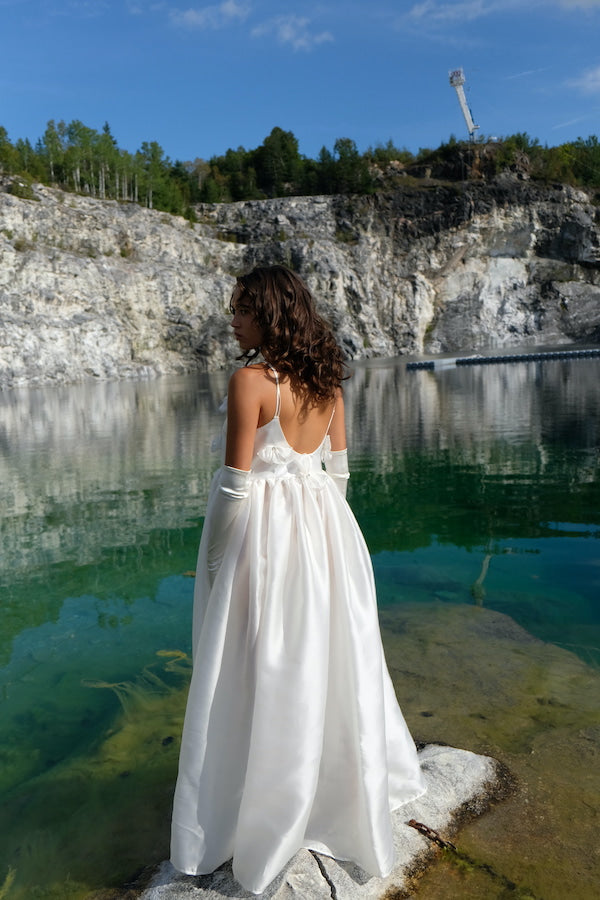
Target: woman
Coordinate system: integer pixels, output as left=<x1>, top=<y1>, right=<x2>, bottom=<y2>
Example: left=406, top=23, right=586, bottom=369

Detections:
left=170, top=265, right=425, bottom=894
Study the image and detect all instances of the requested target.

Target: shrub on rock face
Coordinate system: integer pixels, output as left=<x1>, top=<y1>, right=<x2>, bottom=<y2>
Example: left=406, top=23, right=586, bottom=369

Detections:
left=9, top=176, right=37, bottom=201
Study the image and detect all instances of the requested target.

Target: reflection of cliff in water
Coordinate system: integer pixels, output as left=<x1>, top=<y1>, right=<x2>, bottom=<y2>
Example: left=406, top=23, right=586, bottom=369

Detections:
left=345, top=357, right=600, bottom=553
left=1, top=356, right=598, bottom=577
left=346, top=356, right=600, bottom=458
left=0, top=373, right=229, bottom=581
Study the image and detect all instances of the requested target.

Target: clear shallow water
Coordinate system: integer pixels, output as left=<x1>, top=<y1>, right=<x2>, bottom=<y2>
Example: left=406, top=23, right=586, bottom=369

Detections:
left=0, top=354, right=598, bottom=898
left=348, top=358, right=600, bottom=664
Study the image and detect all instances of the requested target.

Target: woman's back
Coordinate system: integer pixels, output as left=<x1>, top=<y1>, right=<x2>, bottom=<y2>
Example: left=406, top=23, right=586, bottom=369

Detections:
left=227, top=364, right=346, bottom=468
left=259, top=366, right=336, bottom=454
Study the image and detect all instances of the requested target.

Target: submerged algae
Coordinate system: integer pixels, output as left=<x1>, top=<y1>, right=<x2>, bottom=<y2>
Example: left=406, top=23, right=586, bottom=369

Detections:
left=1, top=603, right=597, bottom=900
left=0, top=652, right=191, bottom=900
left=380, top=602, right=600, bottom=900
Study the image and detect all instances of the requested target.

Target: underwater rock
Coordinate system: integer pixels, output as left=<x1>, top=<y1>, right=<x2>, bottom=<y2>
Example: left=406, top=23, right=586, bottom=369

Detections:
left=140, top=743, right=507, bottom=899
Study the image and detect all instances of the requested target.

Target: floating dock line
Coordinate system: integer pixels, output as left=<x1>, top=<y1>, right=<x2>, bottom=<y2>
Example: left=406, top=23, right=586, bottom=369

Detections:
left=406, top=360, right=435, bottom=370
left=406, top=348, right=600, bottom=371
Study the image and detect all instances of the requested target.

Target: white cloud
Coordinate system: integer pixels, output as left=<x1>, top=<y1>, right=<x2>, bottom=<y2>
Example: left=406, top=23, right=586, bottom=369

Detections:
left=48, top=0, right=111, bottom=16
left=170, top=1, right=249, bottom=29
left=504, top=67, right=549, bottom=80
left=552, top=108, right=600, bottom=129
left=568, top=63, right=600, bottom=93
left=407, top=0, right=600, bottom=24
left=251, top=15, right=333, bottom=52
left=407, top=0, right=489, bottom=24
left=556, top=0, right=600, bottom=8
left=126, top=1, right=170, bottom=13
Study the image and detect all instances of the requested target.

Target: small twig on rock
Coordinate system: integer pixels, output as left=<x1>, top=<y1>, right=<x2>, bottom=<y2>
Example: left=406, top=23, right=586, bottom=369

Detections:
left=407, top=819, right=457, bottom=851
left=408, top=819, right=544, bottom=899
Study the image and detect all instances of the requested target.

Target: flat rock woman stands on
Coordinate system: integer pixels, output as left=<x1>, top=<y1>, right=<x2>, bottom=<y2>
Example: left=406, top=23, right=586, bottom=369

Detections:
left=170, top=265, right=425, bottom=894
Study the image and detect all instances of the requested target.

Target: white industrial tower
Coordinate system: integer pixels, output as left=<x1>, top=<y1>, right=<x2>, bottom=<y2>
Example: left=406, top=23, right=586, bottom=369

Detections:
left=449, top=68, right=479, bottom=140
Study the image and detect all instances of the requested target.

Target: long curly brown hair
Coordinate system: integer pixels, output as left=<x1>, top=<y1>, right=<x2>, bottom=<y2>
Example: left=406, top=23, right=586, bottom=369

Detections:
left=231, top=265, right=346, bottom=401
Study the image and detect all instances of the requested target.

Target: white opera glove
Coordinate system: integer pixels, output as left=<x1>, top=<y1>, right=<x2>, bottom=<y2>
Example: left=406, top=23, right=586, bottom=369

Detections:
left=206, top=465, right=250, bottom=581
left=324, top=448, right=350, bottom=499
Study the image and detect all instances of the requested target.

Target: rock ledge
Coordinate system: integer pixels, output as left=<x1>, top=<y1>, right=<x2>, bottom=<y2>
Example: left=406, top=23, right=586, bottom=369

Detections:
left=141, top=743, right=509, bottom=899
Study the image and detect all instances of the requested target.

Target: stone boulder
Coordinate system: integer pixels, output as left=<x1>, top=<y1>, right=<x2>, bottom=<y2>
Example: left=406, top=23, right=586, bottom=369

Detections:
left=141, top=743, right=510, bottom=899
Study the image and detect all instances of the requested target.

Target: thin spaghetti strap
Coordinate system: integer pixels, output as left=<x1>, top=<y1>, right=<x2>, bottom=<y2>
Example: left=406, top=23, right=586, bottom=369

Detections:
left=325, top=403, right=336, bottom=434
left=267, top=363, right=281, bottom=418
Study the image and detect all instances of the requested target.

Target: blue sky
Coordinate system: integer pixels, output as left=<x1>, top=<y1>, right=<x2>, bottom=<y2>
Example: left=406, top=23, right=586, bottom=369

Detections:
left=2, top=0, right=600, bottom=163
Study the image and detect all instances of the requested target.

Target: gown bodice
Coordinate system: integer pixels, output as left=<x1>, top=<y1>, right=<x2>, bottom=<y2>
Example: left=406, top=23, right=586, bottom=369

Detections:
left=249, top=365, right=334, bottom=484
left=251, top=415, right=331, bottom=483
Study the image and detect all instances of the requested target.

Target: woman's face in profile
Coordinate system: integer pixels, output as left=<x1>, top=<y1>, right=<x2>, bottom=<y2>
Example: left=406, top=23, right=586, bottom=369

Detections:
left=230, top=288, right=264, bottom=351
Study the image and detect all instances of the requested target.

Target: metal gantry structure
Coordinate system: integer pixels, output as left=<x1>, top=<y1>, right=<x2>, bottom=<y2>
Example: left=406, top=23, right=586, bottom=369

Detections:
left=449, top=68, right=480, bottom=141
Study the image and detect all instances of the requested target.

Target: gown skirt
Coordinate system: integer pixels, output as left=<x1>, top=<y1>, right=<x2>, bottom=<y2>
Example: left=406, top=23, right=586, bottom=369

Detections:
left=170, top=414, right=426, bottom=895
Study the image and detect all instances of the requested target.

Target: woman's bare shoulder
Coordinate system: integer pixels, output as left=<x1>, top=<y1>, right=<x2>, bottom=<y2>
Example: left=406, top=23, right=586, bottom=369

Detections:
left=229, top=363, right=271, bottom=381
left=228, top=364, right=272, bottom=398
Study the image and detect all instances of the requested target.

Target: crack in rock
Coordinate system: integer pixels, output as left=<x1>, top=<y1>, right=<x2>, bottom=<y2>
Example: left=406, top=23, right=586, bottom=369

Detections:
left=309, top=851, right=338, bottom=900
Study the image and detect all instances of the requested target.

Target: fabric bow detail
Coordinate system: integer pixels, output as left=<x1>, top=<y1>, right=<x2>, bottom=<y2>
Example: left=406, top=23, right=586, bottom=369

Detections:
left=321, top=435, right=333, bottom=462
left=256, top=445, right=326, bottom=488
left=256, top=445, right=295, bottom=465
left=211, top=432, right=224, bottom=452
left=210, top=395, right=228, bottom=452
left=292, top=454, right=314, bottom=477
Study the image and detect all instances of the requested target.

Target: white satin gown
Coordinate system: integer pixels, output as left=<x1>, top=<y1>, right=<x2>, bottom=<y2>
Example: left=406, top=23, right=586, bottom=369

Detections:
left=170, top=372, right=425, bottom=894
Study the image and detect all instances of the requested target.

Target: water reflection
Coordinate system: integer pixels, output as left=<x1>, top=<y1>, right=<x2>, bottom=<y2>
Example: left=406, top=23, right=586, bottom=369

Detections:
left=0, top=373, right=228, bottom=580
left=345, top=356, right=600, bottom=456
left=3, top=360, right=598, bottom=571
left=1, top=355, right=598, bottom=659
left=0, top=354, right=598, bottom=899
left=1, top=357, right=598, bottom=582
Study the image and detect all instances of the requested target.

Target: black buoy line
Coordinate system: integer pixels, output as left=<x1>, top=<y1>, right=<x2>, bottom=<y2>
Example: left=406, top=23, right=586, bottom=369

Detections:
left=406, top=348, right=600, bottom=371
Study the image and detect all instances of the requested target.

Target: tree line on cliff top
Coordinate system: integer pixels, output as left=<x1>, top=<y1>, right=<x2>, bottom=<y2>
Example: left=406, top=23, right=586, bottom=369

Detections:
left=1, top=120, right=600, bottom=219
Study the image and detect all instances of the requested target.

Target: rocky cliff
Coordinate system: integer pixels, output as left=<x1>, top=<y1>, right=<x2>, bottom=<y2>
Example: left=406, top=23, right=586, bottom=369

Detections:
left=1, top=176, right=599, bottom=388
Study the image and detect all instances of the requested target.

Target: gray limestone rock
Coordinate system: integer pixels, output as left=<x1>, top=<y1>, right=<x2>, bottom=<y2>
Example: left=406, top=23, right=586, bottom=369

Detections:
left=140, top=744, right=508, bottom=900
left=2, top=179, right=600, bottom=390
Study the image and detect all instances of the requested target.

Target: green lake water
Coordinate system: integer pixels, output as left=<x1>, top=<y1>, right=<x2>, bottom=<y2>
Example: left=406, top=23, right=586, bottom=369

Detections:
left=0, top=354, right=598, bottom=899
